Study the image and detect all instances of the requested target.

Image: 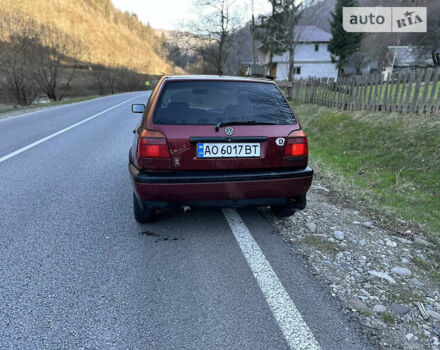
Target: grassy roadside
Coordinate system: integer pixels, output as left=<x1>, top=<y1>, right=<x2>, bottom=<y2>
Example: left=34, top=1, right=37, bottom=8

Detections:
left=0, top=95, right=103, bottom=117
left=291, top=101, right=440, bottom=239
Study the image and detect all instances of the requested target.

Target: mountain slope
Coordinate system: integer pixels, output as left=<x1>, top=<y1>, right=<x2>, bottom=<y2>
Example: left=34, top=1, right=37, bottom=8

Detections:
left=1, top=0, right=177, bottom=74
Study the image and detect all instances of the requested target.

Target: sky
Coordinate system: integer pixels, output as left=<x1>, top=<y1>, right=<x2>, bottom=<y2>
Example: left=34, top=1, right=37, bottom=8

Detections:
left=111, top=0, right=273, bottom=31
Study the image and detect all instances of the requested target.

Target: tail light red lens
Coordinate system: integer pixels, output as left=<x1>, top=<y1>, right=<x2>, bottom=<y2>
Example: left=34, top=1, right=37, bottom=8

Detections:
left=138, top=138, right=169, bottom=158
left=285, top=130, right=308, bottom=157
left=285, top=142, right=308, bottom=156
left=137, top=130, right=170, bottom=159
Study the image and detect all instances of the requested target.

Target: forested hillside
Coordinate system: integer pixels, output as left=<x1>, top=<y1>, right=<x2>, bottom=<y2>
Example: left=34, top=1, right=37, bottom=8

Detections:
left=0, top=0, right=183, bottom=104
left=0, top=0, right=175, bottom=74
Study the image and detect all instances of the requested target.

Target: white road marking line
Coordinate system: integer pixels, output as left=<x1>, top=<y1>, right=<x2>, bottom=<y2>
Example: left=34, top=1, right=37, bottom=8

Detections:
left=0, top=95, right=140, bottom=164
left=0, top=92, right=142, bottom=122
left=222, top=209, right=321, bottom=350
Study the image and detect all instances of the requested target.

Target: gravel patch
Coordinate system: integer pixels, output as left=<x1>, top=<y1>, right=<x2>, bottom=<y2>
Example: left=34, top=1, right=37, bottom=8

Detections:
left=267, top=179, right=440, bottom=350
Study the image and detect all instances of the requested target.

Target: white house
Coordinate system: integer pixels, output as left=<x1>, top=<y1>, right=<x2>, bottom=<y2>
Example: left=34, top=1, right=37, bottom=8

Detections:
left=258, top=25, right=338, bottom=81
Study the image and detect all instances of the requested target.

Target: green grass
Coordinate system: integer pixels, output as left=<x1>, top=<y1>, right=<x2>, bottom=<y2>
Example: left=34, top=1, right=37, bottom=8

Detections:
left=0, top=95, right=103, bottom=116
left=301, top=235, right=344, bottom=255
left=389, top=286, right=424, bottom=304
left=291, top=102, right=440, bottom=240
left=413, top=257, right=431, bottom=270
left=429, top=270, right=440, bottom=282
left=362, top=81, right=440, bottom=108
left=413, top=255, right=440, bottom=282
left=361, top=309, right=373, bottom=317
left=382, top=312, right=396, bottom=324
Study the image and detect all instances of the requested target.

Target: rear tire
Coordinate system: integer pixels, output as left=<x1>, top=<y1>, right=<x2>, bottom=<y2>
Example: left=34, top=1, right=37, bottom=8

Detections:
left=133, top=193, right=155, bottom=223
left=270, top=205, right=295, bottom=218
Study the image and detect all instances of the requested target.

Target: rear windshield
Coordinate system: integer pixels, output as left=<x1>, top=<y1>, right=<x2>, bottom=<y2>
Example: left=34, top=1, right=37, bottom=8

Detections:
left=153, top=80, right=296, bottom=125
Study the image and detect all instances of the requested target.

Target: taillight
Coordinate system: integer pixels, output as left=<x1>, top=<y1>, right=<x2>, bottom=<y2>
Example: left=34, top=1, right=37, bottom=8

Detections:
left=285, top=130, right=308, bottom=157
left=137, top=130, right=170, bottom=159
left=138, top=138, right=169, bottom=158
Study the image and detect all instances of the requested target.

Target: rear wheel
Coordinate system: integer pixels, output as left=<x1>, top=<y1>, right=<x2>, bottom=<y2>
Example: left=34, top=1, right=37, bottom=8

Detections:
left=270, top=204, right=295, bottom=218
left=133, top=193, right=155, bottom=223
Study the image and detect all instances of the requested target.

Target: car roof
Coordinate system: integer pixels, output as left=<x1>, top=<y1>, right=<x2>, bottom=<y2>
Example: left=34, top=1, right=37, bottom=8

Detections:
left=163, top=75, right=274, bottom=83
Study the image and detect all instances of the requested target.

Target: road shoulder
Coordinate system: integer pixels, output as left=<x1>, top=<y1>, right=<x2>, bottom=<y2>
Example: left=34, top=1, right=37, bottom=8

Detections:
left=0, top=94, right=134, bottom=122
left=238, top=208, right=377, bottom=349
left=268, top=177, right=440, bottom=349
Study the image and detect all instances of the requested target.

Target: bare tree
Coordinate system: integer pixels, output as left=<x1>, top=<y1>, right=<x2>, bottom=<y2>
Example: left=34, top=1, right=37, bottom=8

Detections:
left=162, top=31, right=199, bottom=70
left=226, top=25, right=253, bottom=75
left=185, top=0, right=240, bottom=75
left=32, top=24, right=83, bottom=101
left=105, top=55, right=120, bottom=94
left=272, top=1, right=319, bottom=97
left=347, top=51, right=375, bottom=75
left=0, top=12, right=39, bottom=105
left=91, top=64, right=107, bottom=95
left=282, top=0, right=300, bottom=98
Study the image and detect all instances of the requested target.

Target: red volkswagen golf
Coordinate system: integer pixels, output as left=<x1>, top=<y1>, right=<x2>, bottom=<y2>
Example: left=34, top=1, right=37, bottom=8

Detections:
left=129, top=75, right=313, bottom=223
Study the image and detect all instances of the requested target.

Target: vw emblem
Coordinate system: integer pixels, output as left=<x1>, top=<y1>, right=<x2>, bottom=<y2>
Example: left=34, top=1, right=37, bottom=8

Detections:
left=224, top=127, right=234, bottom=136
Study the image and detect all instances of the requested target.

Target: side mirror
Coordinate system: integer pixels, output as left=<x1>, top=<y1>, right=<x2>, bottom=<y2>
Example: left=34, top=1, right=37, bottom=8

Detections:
left=132, top=104, right=145, bottom=114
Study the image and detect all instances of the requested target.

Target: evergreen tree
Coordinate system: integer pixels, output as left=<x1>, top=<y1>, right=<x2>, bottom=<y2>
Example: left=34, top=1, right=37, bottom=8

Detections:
left=256, top=1, right=285, bottom=77
left=258, top=0, right=301, bottom=95
left=328, top=0, right=363, bottom=76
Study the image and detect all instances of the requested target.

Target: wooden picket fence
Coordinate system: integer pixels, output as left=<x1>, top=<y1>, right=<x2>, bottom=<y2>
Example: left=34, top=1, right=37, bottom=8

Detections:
left=278, top=67, right=440, bottom=115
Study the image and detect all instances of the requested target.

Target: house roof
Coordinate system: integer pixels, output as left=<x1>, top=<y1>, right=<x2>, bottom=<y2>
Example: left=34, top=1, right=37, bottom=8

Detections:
left=295, top=25, right=332, bottom=43
left=388, top=46, right=433, bottom=67
left=256, top=25, right=332, bottom=52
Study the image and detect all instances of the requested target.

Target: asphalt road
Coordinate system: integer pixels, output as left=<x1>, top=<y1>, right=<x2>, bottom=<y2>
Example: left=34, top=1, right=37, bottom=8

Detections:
left=0, top=92, right=376, bottom=349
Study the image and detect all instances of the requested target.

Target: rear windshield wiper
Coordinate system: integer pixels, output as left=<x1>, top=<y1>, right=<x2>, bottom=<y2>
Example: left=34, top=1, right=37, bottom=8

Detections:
left=215, top=120, right=276, bottom=132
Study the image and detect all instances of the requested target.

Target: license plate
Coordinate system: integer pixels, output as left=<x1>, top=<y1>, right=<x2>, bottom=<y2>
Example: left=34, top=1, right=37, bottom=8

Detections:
left=197, top=143, right=260, bottom=158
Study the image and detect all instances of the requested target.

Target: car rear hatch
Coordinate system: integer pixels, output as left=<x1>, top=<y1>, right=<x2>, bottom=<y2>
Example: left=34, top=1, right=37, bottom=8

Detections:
left=147, top=79, right=307, bottom=171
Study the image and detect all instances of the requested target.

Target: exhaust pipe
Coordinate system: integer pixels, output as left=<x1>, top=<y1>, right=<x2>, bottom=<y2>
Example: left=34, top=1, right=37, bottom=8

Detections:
left=183, top=205, right=192, bottom=214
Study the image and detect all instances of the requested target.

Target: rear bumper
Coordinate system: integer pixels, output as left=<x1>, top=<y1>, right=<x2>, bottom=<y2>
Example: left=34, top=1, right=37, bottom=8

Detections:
left=129, top=163, right=313, bottom=209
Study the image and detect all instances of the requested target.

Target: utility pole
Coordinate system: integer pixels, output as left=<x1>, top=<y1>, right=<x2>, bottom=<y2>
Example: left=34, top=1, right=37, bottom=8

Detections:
left=251, top=0, right=257, bottom=73
left=287, top=0, right=296, bottom=98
